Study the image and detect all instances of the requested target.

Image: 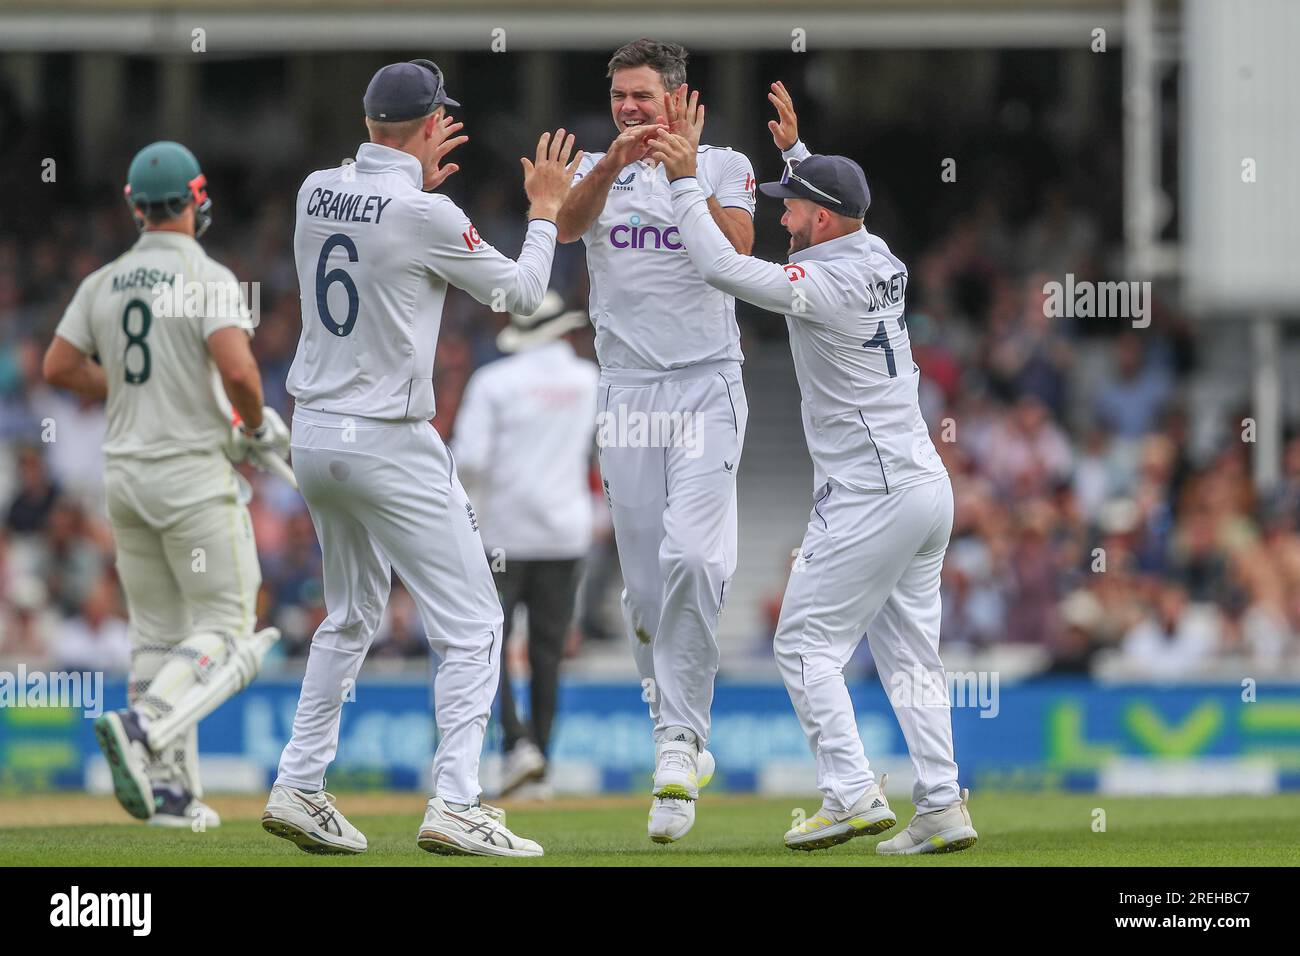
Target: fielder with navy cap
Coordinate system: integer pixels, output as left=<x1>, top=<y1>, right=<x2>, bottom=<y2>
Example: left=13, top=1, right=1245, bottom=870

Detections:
left=649, top=82, right=978, bottom=856
left=264, top=58, right=581, bottom=858
left=364, top=58, right=460, bottom=120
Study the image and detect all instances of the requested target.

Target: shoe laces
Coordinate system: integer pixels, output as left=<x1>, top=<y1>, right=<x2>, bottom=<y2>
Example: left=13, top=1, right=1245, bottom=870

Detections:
left=659, top=748, right=694, bottom=775
left=453, top=801, right=506, bottom=832
left=287, top=787, right=336, bottom=809
left=290, top=789, right=340, bottom=829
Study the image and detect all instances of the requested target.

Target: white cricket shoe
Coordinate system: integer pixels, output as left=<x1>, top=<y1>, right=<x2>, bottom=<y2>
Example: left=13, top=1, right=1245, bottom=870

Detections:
left=877, top=789, right=978, bottom=856
left=785, top=775, right=896, bottom=851
left=647, top=728, right=716, bottom=844
left=648, top=796, right=696, bottom=843
left=93, top=710, right=154, bottom=821
left=696, top=749, right=716, bottom=789
left=417, top=797, right=544, bottom=858
left=149, top=789, right=221, bottom=829
left=261, top=785, right=367, bottom=855
left=498, top=741, right=546, bottom=798
left=652, top=727, right=701, bottom=800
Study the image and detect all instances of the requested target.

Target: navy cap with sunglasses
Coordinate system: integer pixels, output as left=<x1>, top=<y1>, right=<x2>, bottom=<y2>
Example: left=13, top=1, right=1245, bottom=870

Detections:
left=364, top=59, right=460, bottom=122
left=758, top=154, right=871, bottom=220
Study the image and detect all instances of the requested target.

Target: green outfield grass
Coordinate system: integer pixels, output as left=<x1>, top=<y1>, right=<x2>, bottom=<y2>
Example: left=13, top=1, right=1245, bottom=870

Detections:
left=3, top=792, right=1300, bottom=866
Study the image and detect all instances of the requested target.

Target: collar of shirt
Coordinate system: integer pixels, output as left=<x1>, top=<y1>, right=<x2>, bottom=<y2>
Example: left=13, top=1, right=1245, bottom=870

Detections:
left=135, top=231, right=201, bottom=252
left=788, top=226, right=870, bottom=266
left=355, top=142, right=424, bottom=189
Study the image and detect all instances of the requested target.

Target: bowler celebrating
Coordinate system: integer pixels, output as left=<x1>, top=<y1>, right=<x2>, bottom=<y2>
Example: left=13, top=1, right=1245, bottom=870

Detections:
left=556, top=39, right=755, bottom=843
left=262, top=59, right=580, bottom=858
left=648, top=84, right=977, bottom=855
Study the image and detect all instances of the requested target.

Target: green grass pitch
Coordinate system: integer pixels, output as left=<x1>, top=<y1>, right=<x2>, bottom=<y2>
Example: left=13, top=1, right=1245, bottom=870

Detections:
left=3, top=793, right=1300, bottom=866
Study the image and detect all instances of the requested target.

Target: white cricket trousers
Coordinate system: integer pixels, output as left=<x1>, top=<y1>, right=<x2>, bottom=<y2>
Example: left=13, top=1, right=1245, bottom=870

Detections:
left=106, top=451, right=261, bottom=796
left=774, top=474, right=961, bottom=814
left=597, top=360, right=747, bottom=746
left=275, top=408, right=503, bottom=804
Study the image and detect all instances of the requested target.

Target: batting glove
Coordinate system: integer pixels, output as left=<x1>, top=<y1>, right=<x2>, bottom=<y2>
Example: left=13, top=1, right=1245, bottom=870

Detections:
left=239, top=407, right=291, bottom=462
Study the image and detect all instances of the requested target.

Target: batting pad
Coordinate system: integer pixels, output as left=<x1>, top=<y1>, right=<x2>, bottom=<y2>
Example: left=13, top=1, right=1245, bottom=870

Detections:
left=137, top=627, right=281, bottom=754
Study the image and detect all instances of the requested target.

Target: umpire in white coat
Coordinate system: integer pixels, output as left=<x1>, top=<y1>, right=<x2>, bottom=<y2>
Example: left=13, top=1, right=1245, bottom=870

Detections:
left=453, top=291, right=599, bottom=796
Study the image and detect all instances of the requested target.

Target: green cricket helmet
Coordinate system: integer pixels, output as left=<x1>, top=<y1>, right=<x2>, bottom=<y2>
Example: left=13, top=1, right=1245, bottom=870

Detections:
left=123, top=140, right=212, bottom=237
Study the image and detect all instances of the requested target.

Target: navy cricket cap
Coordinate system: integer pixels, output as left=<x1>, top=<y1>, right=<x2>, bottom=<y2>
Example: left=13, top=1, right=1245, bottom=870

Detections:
left=364, top=59, right=460, bottom=121
left=759, top=154, right=871, bottom=220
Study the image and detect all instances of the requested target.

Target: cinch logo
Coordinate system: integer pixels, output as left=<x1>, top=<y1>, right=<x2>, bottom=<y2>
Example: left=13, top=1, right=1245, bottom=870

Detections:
left=610, top=215, right=682, bottom=251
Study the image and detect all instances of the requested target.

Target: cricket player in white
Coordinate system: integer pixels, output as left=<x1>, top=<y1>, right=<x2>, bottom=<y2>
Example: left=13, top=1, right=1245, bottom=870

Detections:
left=262, top=59, right=580, bottom=858
left=556, top=39, right=754, bottom=843
left=44, top=141, right=286, bottom=828
left=648, top=83, right=978, bottom=854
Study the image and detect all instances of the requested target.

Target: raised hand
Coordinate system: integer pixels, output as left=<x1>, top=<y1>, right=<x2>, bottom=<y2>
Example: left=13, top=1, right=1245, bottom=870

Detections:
left=424, top=113, right=469, bottom=190
left=767, top=81, right=800, bottom=151
left=647, top=129, right=697, bottom=182
left=521, top=128, right=584, bottom=220
left=607, top=121, right=664, bottom=168
left=664, top=83, right=705, bottom=151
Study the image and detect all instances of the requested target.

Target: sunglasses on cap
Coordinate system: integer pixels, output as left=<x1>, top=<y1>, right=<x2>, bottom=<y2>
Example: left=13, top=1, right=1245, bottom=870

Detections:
left=780, top=160, right=843, bottom=207
left=409, top=58, right=460, bottom=109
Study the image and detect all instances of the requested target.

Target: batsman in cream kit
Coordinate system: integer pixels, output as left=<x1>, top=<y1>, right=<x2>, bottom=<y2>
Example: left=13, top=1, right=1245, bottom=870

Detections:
left=263, top=59, right=581, bottom=857
left=45, top=141, right=287, bottom=829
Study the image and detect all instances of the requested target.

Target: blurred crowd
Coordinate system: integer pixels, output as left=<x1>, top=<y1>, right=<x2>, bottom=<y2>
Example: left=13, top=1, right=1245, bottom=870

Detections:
left=817, top=197, right=1300, bottom=678
left=4, top=72, right=1300, bottom=682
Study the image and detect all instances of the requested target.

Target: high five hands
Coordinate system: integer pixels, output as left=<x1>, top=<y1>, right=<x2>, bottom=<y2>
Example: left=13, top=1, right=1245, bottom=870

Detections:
left=653, top=80, right=799, bottom=180
left=648, top=83, right=704, bottom=180
left=767, top=81, right=800, bottom=151
left=664, top=84, right=705, bottom=150
left=424, top=113, right=469, bottom=190
left=521, top=128, right=584, bottom=220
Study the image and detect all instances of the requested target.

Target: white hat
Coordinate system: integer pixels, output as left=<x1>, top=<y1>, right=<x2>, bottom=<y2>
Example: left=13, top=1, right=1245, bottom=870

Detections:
left=496, top=289, right=589, bottom=353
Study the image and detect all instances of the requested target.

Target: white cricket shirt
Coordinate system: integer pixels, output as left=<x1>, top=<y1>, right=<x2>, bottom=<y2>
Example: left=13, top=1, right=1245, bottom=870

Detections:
left=574, top=145, right=755, bottom=371
left=288, top=142, right=557, bottom=420
left=669, top=166, right=946, bottom=495
left=452, top=339, right=600, bottom=559
left=54, top=231, right=251, bottom=460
